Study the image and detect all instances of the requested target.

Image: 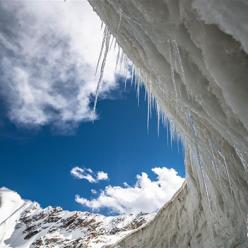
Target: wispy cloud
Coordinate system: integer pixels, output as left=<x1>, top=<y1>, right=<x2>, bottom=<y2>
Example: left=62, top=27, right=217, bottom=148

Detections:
left=91, top=189, right=97, bottom=195
left=70, top=166, right=108, bottom=183
left=0, top=0, right=119, bottom=131
left=75, top=167, right=184, bottom=214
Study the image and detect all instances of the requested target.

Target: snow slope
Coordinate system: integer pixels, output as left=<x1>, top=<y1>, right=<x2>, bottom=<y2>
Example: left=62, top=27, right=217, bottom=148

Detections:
left=88, top=0, right=248, bottom=247
left=0, top=188, right=30, bottom=246
left=0, top=188, right=154, bottom=248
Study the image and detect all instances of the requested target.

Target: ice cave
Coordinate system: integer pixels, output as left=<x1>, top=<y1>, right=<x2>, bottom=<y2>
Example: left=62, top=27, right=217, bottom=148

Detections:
left=88, top=0, right=248, bottom=247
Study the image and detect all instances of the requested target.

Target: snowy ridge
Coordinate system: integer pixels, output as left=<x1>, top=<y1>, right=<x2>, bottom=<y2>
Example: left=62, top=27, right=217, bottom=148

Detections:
left=0, top=188, right=31, bottom=247
left=0, top=188, right=154, bottom=248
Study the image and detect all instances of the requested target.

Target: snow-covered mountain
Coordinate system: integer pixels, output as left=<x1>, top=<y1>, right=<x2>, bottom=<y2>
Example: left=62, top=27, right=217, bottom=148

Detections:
left=0, top=188, right=154, bottom=248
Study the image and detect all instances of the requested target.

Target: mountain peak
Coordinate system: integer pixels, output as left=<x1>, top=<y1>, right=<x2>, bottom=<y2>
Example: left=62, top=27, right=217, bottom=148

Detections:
left=0, top=188, right=154, bottom=247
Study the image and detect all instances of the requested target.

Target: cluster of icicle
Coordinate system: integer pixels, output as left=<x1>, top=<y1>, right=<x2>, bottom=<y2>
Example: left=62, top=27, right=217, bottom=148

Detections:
left=168, top=39, right=240, bottom=214
left=93, top=19, right=248, bottom=218
left=93, top=20, right=188, bottom=151
left=94, top=22, right=168, bottom=135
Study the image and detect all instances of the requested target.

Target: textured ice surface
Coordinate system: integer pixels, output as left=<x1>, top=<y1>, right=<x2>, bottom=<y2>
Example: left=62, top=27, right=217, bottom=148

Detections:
left=88, top=0, right=248, bottom=247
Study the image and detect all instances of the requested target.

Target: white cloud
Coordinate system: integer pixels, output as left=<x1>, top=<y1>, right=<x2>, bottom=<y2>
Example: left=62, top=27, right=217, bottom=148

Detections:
left=0, top=0, right=121, bottom=130
left=75, top=167, right=184, bottom=214
left=70, top=166, right=108, bottom=183
left=91, top=189, right=97, bottom=195
left=97, top=171, right=109, bottom=181
left=70, top=166, right=84, bottom=179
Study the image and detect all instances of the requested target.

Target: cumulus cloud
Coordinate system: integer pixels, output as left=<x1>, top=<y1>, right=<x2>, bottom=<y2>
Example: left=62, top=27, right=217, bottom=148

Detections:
left=75, top=167, right=184, bottom=214
left=0, top=0, right=120, bottom=129
left=97, top=171, right=109, bottom=181
left=70, top=166, right=108, bottom=183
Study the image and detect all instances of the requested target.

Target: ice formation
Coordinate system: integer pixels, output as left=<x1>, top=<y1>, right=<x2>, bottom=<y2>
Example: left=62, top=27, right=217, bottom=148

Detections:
left=93, top=26, right=111, bottom=112
left=88, top=0, right=248, bottom=247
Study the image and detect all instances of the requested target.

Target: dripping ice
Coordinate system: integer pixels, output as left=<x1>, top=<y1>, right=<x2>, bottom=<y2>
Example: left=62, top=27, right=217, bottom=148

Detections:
left=93, top=21, right=186, bottom=154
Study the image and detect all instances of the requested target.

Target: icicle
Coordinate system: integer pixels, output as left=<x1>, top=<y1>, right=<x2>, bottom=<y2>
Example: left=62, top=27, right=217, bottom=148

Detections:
left=171, top=41, right=179, bottom=85
left=110, top=35, right=115, bottom=50
left=211, top=158, right=219, bottom=181
left=169, top=122, right=173, bottom=149
left=156, top=101, right=160, bottom=137
left=100, top=21, right=104, bottom=30
left=144, top=87, right=147, bottom=102
left=177, top=135, right=180, bottom=153
left=109, top=35, right=116, bottom=49
left=115, top=46, right=121, bottom=73
left=207, top=136, right=225, bottom=195
left=147, top=78, right=153, bottom=132
left=188, top=112, right=212, bottom=212
left=124, top=66, right=128, bottom=90
left=150, top=95, right=154, bottom=119
left=207, top=138, right=219, bottom=178
left=134, top=68, right=138, bottom=86
left=218, top=150, right=234, bottom=196
left=166, top=118, right=169, bottom=147
left=119, top=50, right=125, bottom=74
left=114, top=38, right=118, bottom=50
left=116, top=9, right=122, bottom=35
left=95, top=27, right=107, bottom=75
left=173, top=40, right=186, bottom=90
left=235, top=147, right=248, bottom=172
left=130, top=64, right=135, bottom=86
left=136, top=75, right=140, bottom=107
left=168, top=40, right=178, bottom=104
left=147, top=89, right=150, bottom=132
left=146, top=80, right=152, bottom=132
left=138, top=69, right=143, bottom=86
left=93, top=29, right=111, bottom=112
left=209, top=137, right=221, bottom=182
left=193, top=145, right=212, bottom=213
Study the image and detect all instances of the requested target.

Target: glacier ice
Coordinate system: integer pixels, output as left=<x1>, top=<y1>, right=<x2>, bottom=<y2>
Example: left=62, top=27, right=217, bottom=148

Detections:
left=88, top=0, right=248, bottom=247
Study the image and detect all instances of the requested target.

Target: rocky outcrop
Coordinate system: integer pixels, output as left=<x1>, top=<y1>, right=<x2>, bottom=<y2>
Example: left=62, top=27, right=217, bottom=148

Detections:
left=0, top=188, right=154, bottom=248
left=88, top=0, right=248, bottom=247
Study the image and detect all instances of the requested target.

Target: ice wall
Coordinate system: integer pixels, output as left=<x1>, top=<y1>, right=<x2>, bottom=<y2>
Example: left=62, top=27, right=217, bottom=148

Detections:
left=88, top=0, right=248, bottom=247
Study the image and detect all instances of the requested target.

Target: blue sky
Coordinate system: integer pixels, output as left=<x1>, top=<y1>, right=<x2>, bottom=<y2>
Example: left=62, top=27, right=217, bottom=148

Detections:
left=0, top=0, right=185, bottom=215
left=0, top=79, right=184, bottom=213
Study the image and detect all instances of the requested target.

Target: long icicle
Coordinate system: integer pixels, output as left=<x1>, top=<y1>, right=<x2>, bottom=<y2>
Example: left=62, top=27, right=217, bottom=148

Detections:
left=95, top=27, right=107, bottom=75
left=147, top=80, right=151, bottom=132
left=124, top=63, right=129, bottom=91
left=156, top=101, right=160, bottom=137
left=147, top=88, right=150, bottom=132
left=130, top=64, right=135, bottom=86
left=173, top=40, right=186, bottom=91
left=110, top=35, right=115, bottom=50
left=93, top=29, right=111, bottom=112
left=188, top=112, right=212, bottom=212
left=209, top=137, right=221, bottom=182
left=218, top=150, right=234, bottom=197
left=115, top=45, right=121, bottom=73
left=116, top=9, right=122, bottom=35
left=119, top=50, right=125, bottom=74
left=100, top=21, right=104, bottom=30
left=168, top=40, right=178, bottom=107
left=235, top=147, right=248, bottom=172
